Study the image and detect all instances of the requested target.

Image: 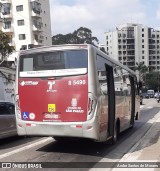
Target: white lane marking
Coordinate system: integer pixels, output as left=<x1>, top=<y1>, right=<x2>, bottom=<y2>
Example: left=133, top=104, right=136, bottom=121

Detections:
left=147, top=106, right=153, bottom=109
left=140, top=106, right=153, bottom=109
left=0, top=137, right=52, bottom=159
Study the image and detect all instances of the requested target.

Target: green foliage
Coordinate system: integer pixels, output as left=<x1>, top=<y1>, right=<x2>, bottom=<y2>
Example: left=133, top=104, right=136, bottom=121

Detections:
left=52, top=27, right=99, bottom=45
left=133, top=62, right=148, bottom=81
left=146, top=72, right=160, bottom=91
left=0, top=30, right=14, bottom=64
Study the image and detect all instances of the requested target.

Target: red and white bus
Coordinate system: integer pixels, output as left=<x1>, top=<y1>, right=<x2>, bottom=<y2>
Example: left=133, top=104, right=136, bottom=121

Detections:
left=15, top=44, right=140, bottom=143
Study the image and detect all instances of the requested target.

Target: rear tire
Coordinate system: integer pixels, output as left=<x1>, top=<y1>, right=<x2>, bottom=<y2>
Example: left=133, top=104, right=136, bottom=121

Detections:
left=53, top=136, right=67, bottom=141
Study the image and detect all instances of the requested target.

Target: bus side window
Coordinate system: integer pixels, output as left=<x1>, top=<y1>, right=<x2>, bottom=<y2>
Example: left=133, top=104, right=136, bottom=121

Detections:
left=96, top=54, right=108, bottom=95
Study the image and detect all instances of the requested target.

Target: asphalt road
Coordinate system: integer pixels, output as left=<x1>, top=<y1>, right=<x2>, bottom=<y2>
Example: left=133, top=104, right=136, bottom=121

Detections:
left=0, top=98, right=159, bottom=171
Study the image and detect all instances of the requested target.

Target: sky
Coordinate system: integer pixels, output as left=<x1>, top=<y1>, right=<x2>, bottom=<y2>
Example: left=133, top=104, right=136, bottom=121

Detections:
left=49, top=0, right=160, bottom=44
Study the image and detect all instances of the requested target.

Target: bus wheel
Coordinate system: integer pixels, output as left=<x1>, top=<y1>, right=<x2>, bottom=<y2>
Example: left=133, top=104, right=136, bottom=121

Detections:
left=53, top=136, right=65, bottom=141
left=53, top=136, right=71, bottom=142
left=111, top=122, right=118, bottom=145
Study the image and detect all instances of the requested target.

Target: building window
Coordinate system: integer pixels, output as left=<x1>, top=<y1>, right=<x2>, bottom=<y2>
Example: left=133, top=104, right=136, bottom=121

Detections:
left=142, top=39, right=144, bottom=43
left=16, top=5, right=23, bottom=12
left=142, top=45, right=144, bottom=48
left=20, top=45, right=27, bottom=50
left=142, top=56, right=145, bottom=59
left=3, top=21, right=11, bottom=29
left=2, top=3, right=11, bottom=15
left=142, top=28, right=144, bottom=32
left=142, top=34, right=144, bottom=37
left=19, top=34, right=26, bottom=40
left=17, top=20, right=24, bottom=26
left=32, top=2, right=41, bottom=14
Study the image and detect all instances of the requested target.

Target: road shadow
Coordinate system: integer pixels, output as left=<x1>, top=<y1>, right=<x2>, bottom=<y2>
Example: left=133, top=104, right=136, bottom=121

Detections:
left=0, top=136, right=41, bottom=150
left=36, top=107, right=160, bottom=163
left=36, top=123, right=147, bottom=157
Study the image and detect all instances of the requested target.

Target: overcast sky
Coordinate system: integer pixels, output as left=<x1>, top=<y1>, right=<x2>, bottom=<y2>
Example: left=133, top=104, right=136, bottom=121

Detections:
left=49, top=0, right=160, bottom=44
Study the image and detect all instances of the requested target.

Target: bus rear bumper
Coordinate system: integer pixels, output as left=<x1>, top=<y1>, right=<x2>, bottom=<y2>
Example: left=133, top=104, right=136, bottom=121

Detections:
left=16, top=117, right=100, bottom=140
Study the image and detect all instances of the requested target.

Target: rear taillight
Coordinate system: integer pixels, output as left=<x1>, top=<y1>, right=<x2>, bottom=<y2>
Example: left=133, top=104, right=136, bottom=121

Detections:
left=15, top=94, right=21, bottom=119
left=87, top=93, right=97, bottom=120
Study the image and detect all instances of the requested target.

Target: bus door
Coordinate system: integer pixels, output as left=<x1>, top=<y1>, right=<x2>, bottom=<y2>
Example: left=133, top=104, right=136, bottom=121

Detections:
left=105, top=65, right=115, bottom=138
left=123, top=74, right=135, bottom=127
left=130, top=76, right=136, bottom=126
left=96, top=55, right=115, bottom=139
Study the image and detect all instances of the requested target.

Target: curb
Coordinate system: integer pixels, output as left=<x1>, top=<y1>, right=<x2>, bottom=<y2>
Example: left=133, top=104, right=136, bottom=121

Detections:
left=118, top=111, right=160, bottom=162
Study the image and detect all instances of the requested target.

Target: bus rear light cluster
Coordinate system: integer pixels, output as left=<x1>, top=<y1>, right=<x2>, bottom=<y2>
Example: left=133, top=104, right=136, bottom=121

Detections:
left=15, top=94, right=21, bottom=119
left=87, top=93, right=97, bottom=120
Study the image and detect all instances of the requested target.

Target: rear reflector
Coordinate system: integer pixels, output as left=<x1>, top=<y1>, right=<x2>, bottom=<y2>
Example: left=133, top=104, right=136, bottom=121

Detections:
left=18, top=124, right=22, bottom=128
left=26, top=123, right=36, bottom=127
left=76, top=125, right=82, bottom=128
left=87, top=126, right=93, bottom=130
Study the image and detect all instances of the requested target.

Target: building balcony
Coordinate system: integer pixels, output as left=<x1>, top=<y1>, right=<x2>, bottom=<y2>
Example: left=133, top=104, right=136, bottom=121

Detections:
left=126, top=48, right=135, bottom=51
left=127, top=59, right=135, bottom=62
left=0, top=17, right=3, bottom=22
left=1, top=12, right=12, bottom=19
left=34, top=39, right=43, bottom=46
left=0, top=0, right=11, bottom=3
left=127, top=53, right=135, bottom=56
left=2, top=26, right=13, bottom=33
left=127, top=62, right=135, bottom=66
left=30, top=0, right=41, bottom=2
left=8, top=39, right=15, bottom=47
left=32, top=24, right=42, bottom=32
left=31, top=10, right=41, bottom=18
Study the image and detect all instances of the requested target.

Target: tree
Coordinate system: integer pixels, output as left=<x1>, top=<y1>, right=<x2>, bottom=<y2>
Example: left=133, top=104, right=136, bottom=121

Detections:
left=73, top=27, right=99, bottom=45
left=134, top=62, right=148, bottom=82
left=52, top=27, right=99, bottom=46
left=145, top=72, right=160, bottom=91
left=0, top=30, right=14, bottom=66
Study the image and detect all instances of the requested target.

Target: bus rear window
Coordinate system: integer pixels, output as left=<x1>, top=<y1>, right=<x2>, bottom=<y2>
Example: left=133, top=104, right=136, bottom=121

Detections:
left=19, top=50, right=88, bottom=77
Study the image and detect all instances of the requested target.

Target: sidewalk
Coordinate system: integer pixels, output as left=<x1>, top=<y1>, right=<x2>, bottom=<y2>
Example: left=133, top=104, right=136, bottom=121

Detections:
left=112, top=112, right=160, bottom=171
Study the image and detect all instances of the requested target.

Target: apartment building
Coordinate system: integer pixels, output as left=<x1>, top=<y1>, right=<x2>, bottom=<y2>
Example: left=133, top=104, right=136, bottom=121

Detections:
left=0, top=0, right=52, bottom=51
left=105, top=23, right=160, bottom=72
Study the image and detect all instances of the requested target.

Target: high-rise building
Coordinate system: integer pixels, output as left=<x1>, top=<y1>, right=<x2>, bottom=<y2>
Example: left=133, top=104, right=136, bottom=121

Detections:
left=105, top=23, right=160, bottom=72
left=0, top=0, right=52, bottom=51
